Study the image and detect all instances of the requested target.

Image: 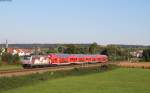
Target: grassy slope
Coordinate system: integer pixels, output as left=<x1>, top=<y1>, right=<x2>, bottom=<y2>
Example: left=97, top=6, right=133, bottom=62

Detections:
left=0, top=65, right=22, bottom=71
left=2, top=68, right=150, bottom=93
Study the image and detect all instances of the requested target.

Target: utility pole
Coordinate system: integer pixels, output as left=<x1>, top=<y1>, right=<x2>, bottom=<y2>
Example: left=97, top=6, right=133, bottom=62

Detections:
left=6, top=40, right=8, bottom=49
left=128, top=49, right=130, bottom=62
left=114, top=46, right=117, bottom=62
left=5, top=40, right=8, bottom=53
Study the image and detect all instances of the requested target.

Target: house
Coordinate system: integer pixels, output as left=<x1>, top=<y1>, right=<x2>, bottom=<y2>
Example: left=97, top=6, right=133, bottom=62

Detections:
left=130, top=50, right=143, bottom=58
left=7, top=48, right=33, bottom=56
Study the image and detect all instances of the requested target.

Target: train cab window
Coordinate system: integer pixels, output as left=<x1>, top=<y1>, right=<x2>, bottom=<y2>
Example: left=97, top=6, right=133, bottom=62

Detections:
left=23, top=56, right=31, bottom=60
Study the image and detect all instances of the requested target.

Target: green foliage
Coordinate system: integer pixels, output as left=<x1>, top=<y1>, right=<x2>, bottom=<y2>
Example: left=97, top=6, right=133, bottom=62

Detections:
left=89, top=42, right=98, bottom=54
left=82, top=47, right=89, bottom=54
left=78, top=48, right=85, bottom=54
left=0, top=65, right=22, bottom=70
left=1, top=53, right=20, bottom=64
left=64, top=44, right=79, bottom=54
left=109, top=56, right=128, bottom=61
left=57, top=47, right=64, bottom=53
left=63, top=43, right=99, bottom=54
left=100, top=49, right=108, bottom=56
left=142, top=49, right=150, bottom=62
left=13, top=54, right=21, bottom=64
left=2, top=53, right=12, bottom=64
left=105, top=45, right=130, bottom=61
left=0, top=56, right=2, bottom=66
left=46, top=49, right=57, bottom=54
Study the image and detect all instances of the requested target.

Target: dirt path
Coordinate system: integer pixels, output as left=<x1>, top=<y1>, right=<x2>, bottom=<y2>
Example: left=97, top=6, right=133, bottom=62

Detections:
left=113, top=61, right=150, bottom=69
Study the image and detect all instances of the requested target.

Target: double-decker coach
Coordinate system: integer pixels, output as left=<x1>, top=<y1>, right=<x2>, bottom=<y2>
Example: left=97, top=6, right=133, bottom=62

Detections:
left=48, top=54, right=108, bottom=65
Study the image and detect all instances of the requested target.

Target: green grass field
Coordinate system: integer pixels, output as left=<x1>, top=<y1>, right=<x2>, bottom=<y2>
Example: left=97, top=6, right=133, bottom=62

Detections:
left=0, top=65, right=22, bottom=71
left=2, top=68, right=150, bottom=93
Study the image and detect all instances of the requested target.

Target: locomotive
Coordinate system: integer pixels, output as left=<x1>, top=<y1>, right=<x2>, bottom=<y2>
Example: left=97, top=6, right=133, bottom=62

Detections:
left=22, top=54, right=108, bottom=68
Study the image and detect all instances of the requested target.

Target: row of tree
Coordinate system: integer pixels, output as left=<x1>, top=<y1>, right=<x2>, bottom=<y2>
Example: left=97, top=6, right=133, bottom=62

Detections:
left=0, top=49, right=20, bottom=65
left=44, top=43, right=132, bottom=61
left=56, top=44, right=150, bottom=61
left=54, top=43, right=99, bottom=54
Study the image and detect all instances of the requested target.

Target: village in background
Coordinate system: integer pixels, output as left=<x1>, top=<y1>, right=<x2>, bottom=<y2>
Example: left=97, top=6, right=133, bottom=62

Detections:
left=0, top=40, right=150, bottom=65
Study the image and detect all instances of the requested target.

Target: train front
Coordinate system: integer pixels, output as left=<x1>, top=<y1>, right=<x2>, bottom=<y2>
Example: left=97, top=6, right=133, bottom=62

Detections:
left=22, top=55, right=51, bottom=68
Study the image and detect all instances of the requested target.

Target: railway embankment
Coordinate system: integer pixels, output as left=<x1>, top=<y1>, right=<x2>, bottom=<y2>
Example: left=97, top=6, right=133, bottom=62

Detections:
left=0, top=63, right=108, bottom=77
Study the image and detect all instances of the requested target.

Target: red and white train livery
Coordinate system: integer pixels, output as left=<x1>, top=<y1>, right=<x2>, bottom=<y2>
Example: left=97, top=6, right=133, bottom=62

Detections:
left=22, top=54, right=108, bottom=68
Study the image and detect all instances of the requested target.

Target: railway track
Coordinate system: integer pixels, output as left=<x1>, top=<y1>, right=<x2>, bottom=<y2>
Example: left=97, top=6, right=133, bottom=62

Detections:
left=0, top=63, right=107, bottom=77
left=1, top=62, right=150, bottom=77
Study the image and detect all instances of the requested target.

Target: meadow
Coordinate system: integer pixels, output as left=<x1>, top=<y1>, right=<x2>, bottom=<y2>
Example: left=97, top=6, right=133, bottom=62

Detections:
left=0, top=65, right=22, bottom=71
left=1, top=67, right=150, bottom=93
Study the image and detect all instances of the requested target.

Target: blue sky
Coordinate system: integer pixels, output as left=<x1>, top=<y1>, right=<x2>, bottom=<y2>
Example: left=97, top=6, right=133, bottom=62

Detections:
left=0, top=0, right=150, bottom=45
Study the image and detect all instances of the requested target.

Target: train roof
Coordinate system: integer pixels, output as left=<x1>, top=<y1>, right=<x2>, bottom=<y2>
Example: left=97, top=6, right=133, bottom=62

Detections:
left=48, top=53, right=106, bottom=58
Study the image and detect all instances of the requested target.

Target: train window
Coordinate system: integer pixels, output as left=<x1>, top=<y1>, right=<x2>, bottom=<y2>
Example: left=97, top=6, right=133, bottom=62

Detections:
left=23, top=56, right=31, bottom=60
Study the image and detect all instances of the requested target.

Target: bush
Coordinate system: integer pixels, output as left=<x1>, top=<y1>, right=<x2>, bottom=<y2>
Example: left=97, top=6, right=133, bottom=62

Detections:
left=109, top=56, right=128, bottom=61
left=0, top=56, right=2, bottom=66
left=13, top=54, right=20, bottom=64
left=1, top=53, right=21, bottom=65
left=142, top=49, right=150, bottom=62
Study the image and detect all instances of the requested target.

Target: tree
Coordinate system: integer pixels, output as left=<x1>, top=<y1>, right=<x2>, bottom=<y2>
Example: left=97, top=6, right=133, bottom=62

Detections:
left=89, top=42, right=98, bottom=54
left=1, top=53, right=21, bottom=64
left=58, top=46, right=64, bottom=53
left=83, top=47, right=89, bottom=54
left=46, top=49, right=57, bottom=54
left=142, top=49, right=150, bottom=62
left=1, top=53, right=13, bottom=64
left=13, top=54, right=20, bottom=64
left=105, top=45, right=130, bottom=61
left=64, top=44, right=78, bottom=54
left=79, top=48, right=85, bottom=54
left=100, top=49, right=109, bottom=56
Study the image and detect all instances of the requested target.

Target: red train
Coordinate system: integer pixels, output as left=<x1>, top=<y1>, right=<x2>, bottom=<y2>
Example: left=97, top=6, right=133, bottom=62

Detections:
left=22, top=54, right=108, bottom=68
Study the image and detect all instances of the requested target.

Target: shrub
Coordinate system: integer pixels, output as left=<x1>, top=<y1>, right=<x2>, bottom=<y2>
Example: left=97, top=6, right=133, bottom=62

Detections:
left=13, top=54, right=21, bottom=64
left=1, top=53, right=21, bottom=64
left=142, top=49, right=150, bottom=62
left=0, top=56, right=2, bottom=66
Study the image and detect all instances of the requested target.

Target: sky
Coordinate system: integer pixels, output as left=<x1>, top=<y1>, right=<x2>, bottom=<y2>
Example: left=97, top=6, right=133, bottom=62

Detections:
left=0, top=0, right=150, bottom=45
